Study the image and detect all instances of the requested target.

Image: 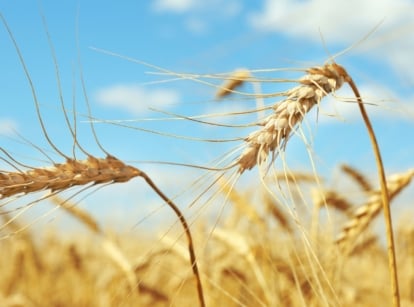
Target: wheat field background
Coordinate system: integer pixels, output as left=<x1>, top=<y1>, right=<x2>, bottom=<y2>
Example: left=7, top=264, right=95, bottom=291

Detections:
left=1, top=2, right=414, bottom=307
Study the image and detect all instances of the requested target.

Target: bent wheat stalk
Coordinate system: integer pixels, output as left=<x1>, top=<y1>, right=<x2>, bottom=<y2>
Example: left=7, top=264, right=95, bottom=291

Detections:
left=0, top=13, right=206, bottom=307
left=340, top=68, right=400, bottom=307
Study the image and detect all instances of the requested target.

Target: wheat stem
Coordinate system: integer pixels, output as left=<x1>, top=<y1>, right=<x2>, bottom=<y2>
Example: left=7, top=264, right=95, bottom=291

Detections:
left=342, top=69, right=400, bottom=307
left=138, top=171, right=205, bottom=307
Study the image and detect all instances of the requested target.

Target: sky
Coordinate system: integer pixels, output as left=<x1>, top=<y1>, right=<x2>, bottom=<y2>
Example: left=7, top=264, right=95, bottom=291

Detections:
left=0, top=0, right=413, bottom=230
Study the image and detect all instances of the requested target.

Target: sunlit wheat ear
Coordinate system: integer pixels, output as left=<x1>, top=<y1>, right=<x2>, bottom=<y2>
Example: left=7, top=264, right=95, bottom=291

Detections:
left=335, top=169, right=414, bottom=254
left=0, top=156, right=140, bottom=200
left=215, top=69, right=251, bottom=98
left=236, top=63, right=345, bottom=173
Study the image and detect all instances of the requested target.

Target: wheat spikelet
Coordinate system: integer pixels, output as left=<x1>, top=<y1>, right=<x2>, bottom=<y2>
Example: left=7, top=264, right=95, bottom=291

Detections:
left=336, top=169, right=414, bottom=253
left=236, top=63, right=345, bottom=173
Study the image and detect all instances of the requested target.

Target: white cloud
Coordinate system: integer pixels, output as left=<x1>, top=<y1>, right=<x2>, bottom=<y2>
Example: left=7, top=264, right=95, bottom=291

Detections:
left=153, top=0, right=242, bottom=15
left=152, top=0, right=198, bottom=13
left=95, top=84, right=180, bottom=115
left=248, top=0, right=414, bottom=88
left=249, top=0, right=412, bottom=44
left=0, top=118, right=18, bottom=135
left=152, top=0, right=243, bottom=33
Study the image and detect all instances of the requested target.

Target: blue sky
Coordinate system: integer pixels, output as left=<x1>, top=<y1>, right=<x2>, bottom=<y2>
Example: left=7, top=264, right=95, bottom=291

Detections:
left=0, top=0, right=413, bottom=229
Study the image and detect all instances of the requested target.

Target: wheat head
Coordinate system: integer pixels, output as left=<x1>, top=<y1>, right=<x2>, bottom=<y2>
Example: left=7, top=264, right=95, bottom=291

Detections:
left=336, top=169, right=414, bottom=253
left=236, top=63, right=345, bottom=173
left=0, top=155, right=140, bottom=200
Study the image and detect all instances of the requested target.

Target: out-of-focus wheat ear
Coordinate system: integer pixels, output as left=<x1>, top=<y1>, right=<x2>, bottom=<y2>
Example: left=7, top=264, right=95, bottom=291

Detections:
left=274, top=171, right=321, bottom=183
left=341, top=164, right=373, bottom=194
left=312, top=189, right=354, bottom=217
left=335, top=169, right=414, bottom=254
left=218, top=178, right=264, bottom=229
left=212, top=227, right=271, bottom=306
left=262, top=193, right=292, bottom=233
left=0, top=209, right=43, bottom=272
left=215, top=69, right=251, bottom=98
left=50, top=195, right=137, bottom=291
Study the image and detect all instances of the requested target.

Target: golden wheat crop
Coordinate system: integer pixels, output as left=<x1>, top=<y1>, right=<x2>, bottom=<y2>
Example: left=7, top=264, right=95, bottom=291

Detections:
left=1, top=9, right=413, bottom=307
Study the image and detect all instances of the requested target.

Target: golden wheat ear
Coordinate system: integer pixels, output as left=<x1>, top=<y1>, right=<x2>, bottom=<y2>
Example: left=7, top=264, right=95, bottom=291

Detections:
left=235, top=63, right=345, bottom=173
left=336, top=169, right=414, bottom=253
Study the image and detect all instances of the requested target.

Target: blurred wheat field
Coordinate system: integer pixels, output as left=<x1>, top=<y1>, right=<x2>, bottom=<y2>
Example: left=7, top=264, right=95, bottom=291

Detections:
left=1, top=5, right=414, bottom=307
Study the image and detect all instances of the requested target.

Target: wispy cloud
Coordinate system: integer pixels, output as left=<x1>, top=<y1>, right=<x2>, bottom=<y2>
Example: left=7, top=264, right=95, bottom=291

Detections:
left=248, top=0, right=414, bottom=82
left=152, top=0, right=198, bottom=13
left=0, top=118, right=18, bottom=135
left=151, top=0, right=243, bottom=33
left=94, top=84, right=180, bottom=115
left=249, top=0, right=412, bottom=44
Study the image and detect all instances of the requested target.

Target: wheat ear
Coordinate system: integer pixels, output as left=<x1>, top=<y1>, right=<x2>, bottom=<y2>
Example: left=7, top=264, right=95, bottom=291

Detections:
left=215, top=69, right=251, bottom=98
left=336, top=169, right=414, bottom=252
left=340, top=164, right=373, bottom=193
left=236, top=63, right=345, bottom=173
